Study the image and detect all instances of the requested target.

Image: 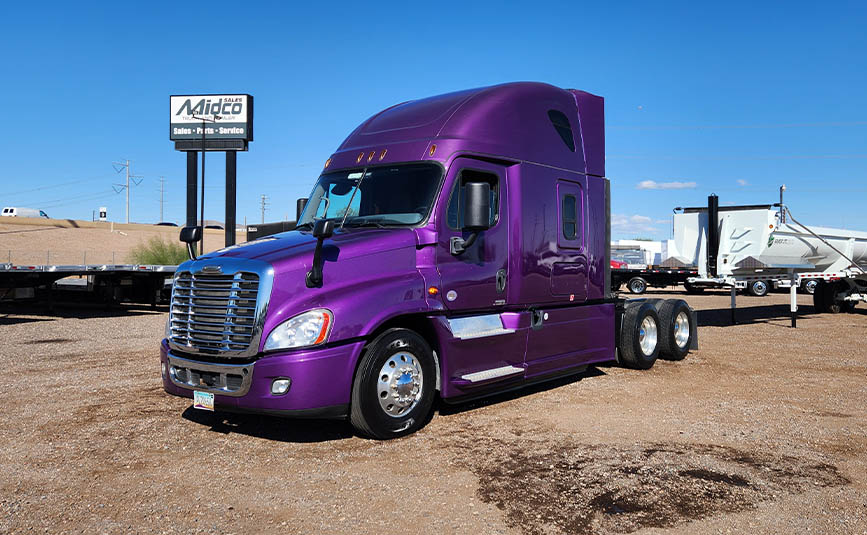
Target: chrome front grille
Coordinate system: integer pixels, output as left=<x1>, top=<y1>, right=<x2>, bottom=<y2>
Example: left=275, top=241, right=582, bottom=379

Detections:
left=169, top=270, right=261, bottom=355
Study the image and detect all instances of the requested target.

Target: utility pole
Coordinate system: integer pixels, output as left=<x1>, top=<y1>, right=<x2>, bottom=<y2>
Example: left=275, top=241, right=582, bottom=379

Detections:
left=112, top=159, right=143, bottom=224
left=158, top=176, right=166, bottom=222
left=260, top=195, right=269, bottom=224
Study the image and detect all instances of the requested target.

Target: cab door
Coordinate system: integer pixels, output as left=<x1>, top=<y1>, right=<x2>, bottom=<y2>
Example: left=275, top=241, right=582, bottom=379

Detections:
left=435, top=158, right=527, bottom=390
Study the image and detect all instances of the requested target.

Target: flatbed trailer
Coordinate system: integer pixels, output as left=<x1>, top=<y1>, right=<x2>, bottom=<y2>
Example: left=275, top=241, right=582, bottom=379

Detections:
left=0, top=263, right=176, bottom=306
left=612, top=267, right=699, bottom=294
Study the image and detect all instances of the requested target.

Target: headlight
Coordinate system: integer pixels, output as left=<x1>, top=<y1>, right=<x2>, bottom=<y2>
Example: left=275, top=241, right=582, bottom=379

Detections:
left=264, top=309, right=333, bottom=351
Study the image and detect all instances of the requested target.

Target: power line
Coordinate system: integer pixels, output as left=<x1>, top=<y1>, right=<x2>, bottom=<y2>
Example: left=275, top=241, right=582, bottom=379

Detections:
left=158, top=176, right=166, bottom=222
left=112, top=159, right=143, bottom=224
left=260, top=195, right=269, bottom=224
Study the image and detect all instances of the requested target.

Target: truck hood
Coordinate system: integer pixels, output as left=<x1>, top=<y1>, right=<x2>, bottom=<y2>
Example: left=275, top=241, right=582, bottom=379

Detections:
left=198, top=227, right=419, bottom=268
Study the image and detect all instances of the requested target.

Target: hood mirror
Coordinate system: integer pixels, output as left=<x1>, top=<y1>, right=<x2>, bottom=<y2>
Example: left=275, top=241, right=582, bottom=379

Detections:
left=179, top=226, right=203, bottom=260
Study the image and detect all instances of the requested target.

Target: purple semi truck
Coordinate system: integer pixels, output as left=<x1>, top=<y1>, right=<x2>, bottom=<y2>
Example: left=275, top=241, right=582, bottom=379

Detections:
left=160, top=82, right=697, bottom=438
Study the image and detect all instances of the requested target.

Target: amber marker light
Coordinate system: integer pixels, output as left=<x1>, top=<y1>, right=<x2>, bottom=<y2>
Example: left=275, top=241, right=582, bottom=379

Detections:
left=324, top=157, right=332, bottom=169
left=429, top=144, right=437, bottom=157
left=367, top=150, right=375, bottom=162
left=427, top=286, right=439, bottom=296
left=379, top=149, right=387, bottom=161
left=356, top=152, right=364, bottom=163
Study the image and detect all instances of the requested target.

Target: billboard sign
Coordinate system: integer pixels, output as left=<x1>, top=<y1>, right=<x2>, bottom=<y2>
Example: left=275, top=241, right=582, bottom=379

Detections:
left=170, top=94, right=253, bottom=142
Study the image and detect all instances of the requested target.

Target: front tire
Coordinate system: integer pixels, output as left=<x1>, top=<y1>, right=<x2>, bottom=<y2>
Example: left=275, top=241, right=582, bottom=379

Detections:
left=619, top=301, right=661, bottom=370
left=350, top=329, right=436, bottom=439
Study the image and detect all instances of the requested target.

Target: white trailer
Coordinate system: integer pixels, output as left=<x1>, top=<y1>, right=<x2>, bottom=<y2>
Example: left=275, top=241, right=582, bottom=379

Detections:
left=668, top=195, right=867, bottom=325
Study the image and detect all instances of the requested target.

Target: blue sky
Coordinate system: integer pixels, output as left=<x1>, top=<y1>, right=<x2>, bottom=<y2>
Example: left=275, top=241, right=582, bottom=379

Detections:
left=1, top=1, right=865, bottom=239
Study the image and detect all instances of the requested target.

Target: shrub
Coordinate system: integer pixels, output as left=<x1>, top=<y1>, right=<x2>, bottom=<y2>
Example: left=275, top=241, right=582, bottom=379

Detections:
left=128, top=236, right=188, bottom=265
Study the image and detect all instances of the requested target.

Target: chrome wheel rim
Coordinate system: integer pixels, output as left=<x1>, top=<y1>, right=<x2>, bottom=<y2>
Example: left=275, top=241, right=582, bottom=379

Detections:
left=754, top=281, right=767, bottom=294
left=674, top=311, right=690, bottom=349
left=377, top=352, right=423, bottom=418
left=638, top=316, right=658, bottom=356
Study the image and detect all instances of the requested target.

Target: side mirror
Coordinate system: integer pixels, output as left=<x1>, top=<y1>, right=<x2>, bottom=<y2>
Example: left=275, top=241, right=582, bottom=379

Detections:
left=462, top=182, right=491, bottom=231
left=179, top=226, right=202, bottom=260
left=451, top=182, right=492, bottom=255
left=296, top=198, right=308, bottom=221
left=312, top=219, right=335, bottom=239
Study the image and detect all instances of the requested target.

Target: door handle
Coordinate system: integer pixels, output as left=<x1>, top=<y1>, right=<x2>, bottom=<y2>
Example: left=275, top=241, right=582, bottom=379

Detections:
left=496, top=269, right=506, bottom=293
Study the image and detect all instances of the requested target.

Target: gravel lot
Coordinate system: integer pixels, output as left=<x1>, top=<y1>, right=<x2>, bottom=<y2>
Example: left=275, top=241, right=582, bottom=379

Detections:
left=1, top=291, right=865, bottom=534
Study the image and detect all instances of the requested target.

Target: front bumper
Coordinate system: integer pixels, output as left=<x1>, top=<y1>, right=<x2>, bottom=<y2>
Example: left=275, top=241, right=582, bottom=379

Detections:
left=159, top=339, right=365, bottom=418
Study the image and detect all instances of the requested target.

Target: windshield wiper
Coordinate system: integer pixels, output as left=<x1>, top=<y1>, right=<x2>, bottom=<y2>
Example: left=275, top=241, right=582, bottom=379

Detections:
left=295, top=222, right=314, bottom=230
left=343, top=219, right=408, bottom=228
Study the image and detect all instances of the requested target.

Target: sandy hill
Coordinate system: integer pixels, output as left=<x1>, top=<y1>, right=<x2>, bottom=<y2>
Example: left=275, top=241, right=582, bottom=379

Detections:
left=0, top=217, right=243, bottom=265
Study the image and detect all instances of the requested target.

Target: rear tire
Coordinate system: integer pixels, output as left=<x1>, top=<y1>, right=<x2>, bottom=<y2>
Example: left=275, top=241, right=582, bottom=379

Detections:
left=350, top=329, right=436, bottom=439
left=619, top=301, right=661, bottom=370
left=627, top=277, right=648, bottom=295
left=748, top=280, right=769, bottom=297
left=657, top=299, right=692, bottom=360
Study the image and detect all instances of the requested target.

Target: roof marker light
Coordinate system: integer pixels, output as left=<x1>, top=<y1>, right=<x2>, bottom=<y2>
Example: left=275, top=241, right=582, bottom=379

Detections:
left=356, top=152, right=364, bottom=163
left=367, top=150, right=375, bottom=162
left=429, top=144, right=437, bottom=157
left=324, top=157, right=332, bottom=168
left=379, top=149, right=387, bottom=161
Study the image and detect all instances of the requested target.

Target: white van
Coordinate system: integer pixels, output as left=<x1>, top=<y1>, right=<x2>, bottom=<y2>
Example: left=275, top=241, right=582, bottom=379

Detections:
left=1, top=207, right=48, bottom=218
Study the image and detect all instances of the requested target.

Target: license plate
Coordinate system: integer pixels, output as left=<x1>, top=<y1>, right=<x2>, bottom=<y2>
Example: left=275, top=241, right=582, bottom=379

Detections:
left=193, top=390, right=214, bottom=411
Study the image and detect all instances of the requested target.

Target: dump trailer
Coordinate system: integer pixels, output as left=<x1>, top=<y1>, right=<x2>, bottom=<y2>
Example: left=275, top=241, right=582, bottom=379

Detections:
left=160, top=82, right=698, bottom=439
left=668, top=195, right=867, bottom=318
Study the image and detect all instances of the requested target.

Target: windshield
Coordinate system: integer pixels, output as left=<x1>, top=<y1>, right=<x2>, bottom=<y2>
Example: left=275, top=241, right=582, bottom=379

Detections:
left=298, top=163, right=442, bottom=228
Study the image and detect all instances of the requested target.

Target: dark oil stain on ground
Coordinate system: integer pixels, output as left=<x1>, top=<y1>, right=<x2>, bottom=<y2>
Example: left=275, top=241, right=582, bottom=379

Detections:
left=25, top=338, right=74, bottom=344
left=449, top=438, right=848, bottom=535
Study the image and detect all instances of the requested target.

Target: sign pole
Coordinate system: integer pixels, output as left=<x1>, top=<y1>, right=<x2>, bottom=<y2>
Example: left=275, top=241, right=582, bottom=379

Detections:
left=186, top=152, right=197, bottom=229
left=226, top=151, right=237, bottom=247
left=199, top=118, right=206, bottom=256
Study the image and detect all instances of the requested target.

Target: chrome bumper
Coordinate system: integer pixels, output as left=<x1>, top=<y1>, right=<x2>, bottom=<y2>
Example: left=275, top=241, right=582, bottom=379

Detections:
left=166, top=354, right=254, bottom=397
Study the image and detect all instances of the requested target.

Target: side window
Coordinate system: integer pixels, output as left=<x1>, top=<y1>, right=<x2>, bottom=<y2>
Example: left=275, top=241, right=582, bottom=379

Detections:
left=562, top=195, right=577, bottom=240
left=446, top=169, right=499, bottom=230
left=547, top=109, right=575, bottom=152
left=557, top=181, right=584, bottom=249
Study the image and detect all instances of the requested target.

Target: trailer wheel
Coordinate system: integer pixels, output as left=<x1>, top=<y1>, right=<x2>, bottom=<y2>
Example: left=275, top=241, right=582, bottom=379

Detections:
left=802, top=280, right=818, bottom=295
left=627, top=277, right=648, bottom=295
left=748, top=280, right=769, bottom=297
left=350, top=328, right=436, bottom=439
left=657, top=299, right=692, bottom=360
left=619, top=301, right=660, bottom=370
left=683, top=281, right=704, bottom=294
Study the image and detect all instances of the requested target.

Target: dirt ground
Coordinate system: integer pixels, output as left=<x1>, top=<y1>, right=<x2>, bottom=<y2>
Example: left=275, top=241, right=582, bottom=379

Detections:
left=1, top=290, right=865, bottom=534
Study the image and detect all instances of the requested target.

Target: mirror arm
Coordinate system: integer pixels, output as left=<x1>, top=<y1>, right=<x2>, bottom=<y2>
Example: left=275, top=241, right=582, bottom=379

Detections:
left=306, top=238, right=326, bottom=287
left=450, top=232, right=479, bottom=255
left=186, top=242, right=197, bottom=261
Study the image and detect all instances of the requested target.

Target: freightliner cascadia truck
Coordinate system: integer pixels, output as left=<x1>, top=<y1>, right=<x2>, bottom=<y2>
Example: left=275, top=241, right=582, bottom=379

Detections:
left=160, top=82, right=697, bottom=438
